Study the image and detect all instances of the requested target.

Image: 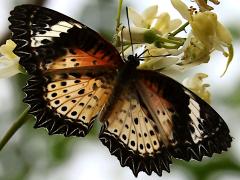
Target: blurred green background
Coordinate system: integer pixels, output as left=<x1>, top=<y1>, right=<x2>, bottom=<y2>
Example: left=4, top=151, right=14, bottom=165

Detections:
left=0, top=0, right=240, bottom=180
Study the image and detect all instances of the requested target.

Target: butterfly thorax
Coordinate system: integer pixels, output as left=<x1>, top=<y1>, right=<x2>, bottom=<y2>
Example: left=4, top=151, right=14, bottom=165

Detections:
left=126, top=54, right=140, bottom=67
left=117, top=54, right=140, bottom=82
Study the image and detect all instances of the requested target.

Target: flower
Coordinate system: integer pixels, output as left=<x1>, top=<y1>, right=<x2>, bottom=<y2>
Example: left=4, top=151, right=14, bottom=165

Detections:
left=120, top=5, right=182, bottom=44
left=182, top=73, right=211, bottom=103
left=120, top=5, right=184, bottom=73
left=0, top=39, right=21, bottom=78
left=180, top=34, right=211, bottom=67
left=171, top=0, right=233, bottom=75
left=128, top=5, right=158, bottom=29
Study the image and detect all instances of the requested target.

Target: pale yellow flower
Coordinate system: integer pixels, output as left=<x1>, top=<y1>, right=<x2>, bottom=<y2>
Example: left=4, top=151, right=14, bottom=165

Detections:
left=180, top=35, right=210, bottom=67
left=128, top=5, right=158, bottom=29
left=171, top=0, right=233, bottom=75
left=182, top=73, right=211, bottom=103
left=121, top=5, right=182, bottom=43
left=171, top=0, right=232, bottom=49
left=0, top=40, right=20, bottom=78
left=138, top=44, right=180, bottom=71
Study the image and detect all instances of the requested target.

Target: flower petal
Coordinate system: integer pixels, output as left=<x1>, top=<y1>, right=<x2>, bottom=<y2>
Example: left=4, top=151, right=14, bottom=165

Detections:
left=0, top=57, right=20, bottom=78
left=182, top=73, right=211, bottom=103
left=221, top=44, right=234, bottom=77
left=138, top=57, right=179, bottom=70
left=158, top=64, right=185, bottom=79
left=154, top=13, right=170, bottom=34
left=171, top=0, right=191, bottom=20
left=120, top=26, right=147, bottom=43
left=216, top=21, right=232, bottom=45
left=169, top=19, right=182, bottom=32
left=190, top=12, right=217, bottom=49
left=128, top=7, right=147, bottom=28
left=0, top=40, right=18, bottom=59
left=142, top=5, right=158, bottom=26
left=194, top=0, right=214, bottom=11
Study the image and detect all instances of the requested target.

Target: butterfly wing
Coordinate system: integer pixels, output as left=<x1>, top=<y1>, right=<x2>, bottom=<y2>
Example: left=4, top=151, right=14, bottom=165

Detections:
left=99, top=70, right=232, bottom=176
left=9, top=4, right=123, bottom=72
left=9, top=5, right=123, bottom=136
left=99, top=83, right=172, bottom=176
left=136, top=71, right=232, bottom=160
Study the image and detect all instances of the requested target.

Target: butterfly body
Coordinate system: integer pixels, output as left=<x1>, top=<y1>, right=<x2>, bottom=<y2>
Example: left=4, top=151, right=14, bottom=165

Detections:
left=9, top=4, right=232, bottom=177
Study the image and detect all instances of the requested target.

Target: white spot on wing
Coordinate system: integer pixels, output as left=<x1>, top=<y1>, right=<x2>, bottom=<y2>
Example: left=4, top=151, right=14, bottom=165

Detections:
left=58, top=21, right=74, bottom=28
left=30, top=21, right=77, bottom=47
left=184, top=90, right=204, bottom=143
left=51, top=21, right=74, bottom=32
left=31, top=36, right=52, bottom=47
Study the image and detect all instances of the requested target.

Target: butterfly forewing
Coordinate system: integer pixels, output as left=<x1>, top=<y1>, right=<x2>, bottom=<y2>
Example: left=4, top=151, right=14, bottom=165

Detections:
left=9, top=5, right=123, bottom=73
left=9, top=4, right=123, bottom=137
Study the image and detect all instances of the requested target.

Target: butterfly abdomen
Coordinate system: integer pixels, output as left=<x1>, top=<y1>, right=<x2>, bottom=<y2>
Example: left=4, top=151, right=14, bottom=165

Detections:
left=98, top=56, right=139, bottom=122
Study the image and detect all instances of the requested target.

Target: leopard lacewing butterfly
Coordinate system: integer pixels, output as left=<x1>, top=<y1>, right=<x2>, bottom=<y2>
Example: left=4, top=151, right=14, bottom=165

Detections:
left=9, top=4, right=232, bottom=177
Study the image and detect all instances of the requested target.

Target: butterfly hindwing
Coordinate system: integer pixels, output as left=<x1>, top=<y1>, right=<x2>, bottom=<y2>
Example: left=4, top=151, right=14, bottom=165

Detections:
left=24, top=71, right=116, bottom=137
left=99, top=83, right=172, bottom=176
left=136, top=70, right=232, bottom=161
left=100, top=70, right=232, bottom=176
left=9, top=4, right=124, bottom=136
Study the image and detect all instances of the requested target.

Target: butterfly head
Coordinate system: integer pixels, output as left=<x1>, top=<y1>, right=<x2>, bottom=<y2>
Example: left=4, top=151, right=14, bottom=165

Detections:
left=127, top=54, right=140, bottom=68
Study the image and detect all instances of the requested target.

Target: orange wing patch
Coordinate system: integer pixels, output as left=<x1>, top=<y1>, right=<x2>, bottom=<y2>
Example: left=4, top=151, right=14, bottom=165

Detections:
left=44, top=48, right=122, bottom=72
left=137, top=79, right=175, bottom=146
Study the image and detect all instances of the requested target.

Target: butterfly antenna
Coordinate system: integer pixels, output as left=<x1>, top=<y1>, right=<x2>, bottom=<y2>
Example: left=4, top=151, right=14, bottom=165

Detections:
left=126, top=7, right=134, bottom=55
left=137, top=48, right=150, bottom=59
left=138, top=48, right=171, bottom=59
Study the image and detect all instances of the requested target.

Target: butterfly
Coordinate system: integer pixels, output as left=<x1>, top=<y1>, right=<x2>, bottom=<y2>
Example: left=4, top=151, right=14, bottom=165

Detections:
left=9, top=4, right=232, bottom=177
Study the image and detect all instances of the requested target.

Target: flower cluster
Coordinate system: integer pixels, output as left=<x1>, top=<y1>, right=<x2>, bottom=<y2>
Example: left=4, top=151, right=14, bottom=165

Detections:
left=118, top=0, right=234, bottom=102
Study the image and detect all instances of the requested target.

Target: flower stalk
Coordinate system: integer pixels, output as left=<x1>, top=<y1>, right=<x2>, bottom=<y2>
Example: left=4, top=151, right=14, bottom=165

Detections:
left=113, top=0, right=124, bottom=46
left=170, top=22, right=189, bottom=36
left=0, top=107, right=30, bottom=151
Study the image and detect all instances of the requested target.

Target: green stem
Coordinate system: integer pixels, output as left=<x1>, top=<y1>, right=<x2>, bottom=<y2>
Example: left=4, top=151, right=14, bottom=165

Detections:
left=170, top=22, right=189, bottom=36
left=113, top=0, right=124, bottom=46
left=156, top=35, right=183, bottom=46
left=0, top=106, right=30, bottom=151
left=116, top=0, right=123, bottom=32
left=168, top=36, right=186, bottom=42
